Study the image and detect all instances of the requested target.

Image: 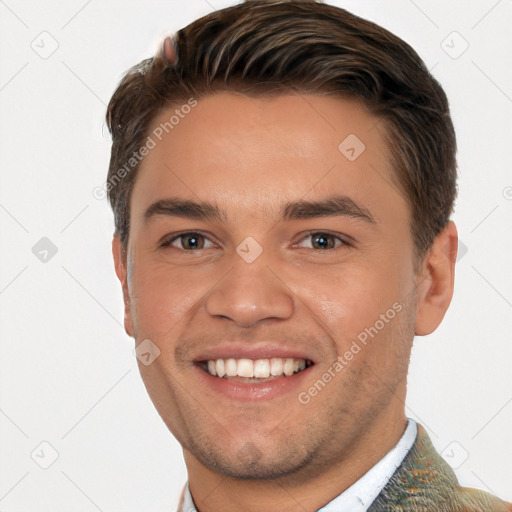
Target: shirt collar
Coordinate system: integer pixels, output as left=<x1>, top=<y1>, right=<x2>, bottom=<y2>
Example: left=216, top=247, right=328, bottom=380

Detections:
left=317, top=418, right=417, bottom=511
left=179, top=418, right=417, bottom=512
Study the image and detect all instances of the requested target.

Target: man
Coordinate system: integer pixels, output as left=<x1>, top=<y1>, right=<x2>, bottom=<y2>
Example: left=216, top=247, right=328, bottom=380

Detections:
left=105, top=1, right=511, bottom=510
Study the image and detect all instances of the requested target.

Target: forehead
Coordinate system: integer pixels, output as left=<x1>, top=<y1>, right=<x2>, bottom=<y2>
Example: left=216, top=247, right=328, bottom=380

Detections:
left=130, top=92, right=401, bottom=223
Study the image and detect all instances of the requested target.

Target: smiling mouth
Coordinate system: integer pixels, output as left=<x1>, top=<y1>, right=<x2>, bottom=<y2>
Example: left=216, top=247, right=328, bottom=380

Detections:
left=200, top=357, right=314, bottom=382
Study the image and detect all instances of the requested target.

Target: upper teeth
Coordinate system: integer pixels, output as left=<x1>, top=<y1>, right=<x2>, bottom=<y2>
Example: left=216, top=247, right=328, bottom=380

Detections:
left=205, top=358, right=308, bottom=378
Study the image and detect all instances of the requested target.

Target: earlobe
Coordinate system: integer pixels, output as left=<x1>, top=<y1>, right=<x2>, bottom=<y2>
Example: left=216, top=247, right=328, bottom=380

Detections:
left=414, top=221, right=458, bottom=336
left=112, top=235, right=135, bottom=338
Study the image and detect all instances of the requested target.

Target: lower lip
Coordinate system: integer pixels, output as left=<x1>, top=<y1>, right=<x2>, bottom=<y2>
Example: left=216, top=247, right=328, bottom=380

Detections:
left=194, top=364, right=314, bottom=402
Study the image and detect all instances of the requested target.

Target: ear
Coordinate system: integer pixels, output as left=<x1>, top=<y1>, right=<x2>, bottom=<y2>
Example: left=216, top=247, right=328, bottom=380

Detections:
left=414, top=221, right=458, bottom=336
left=112, top=234, right=134, bottom=338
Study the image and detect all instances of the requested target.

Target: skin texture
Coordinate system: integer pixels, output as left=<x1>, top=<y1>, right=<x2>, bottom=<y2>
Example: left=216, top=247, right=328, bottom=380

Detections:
left=112, top=93, right=458, bottom=512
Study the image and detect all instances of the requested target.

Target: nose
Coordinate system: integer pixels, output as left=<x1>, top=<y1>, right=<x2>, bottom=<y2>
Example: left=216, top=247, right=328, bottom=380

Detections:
left=204, top=254, right=294, bottom=327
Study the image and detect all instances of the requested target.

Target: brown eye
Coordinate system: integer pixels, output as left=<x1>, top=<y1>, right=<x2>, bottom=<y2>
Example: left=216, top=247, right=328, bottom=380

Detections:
left=296, top=232, right=347, bottom=250
left=162, top=232, right=214, bottom=251
left=180, top=234, right=204, bottom=250
left=311, top=233, right=335, bottom=250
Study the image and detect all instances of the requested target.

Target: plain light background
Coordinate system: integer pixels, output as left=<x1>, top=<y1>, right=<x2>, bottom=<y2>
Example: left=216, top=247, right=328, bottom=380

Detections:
left=0, top=0, right=511, bottom=510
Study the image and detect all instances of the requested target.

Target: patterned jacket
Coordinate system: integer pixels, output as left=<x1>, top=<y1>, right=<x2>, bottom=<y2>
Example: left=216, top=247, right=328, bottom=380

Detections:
left=369, top=423, right=511, bottom=511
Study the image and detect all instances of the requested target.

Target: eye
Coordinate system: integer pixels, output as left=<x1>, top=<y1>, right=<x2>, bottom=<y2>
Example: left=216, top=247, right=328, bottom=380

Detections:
left=295, top=231, right=349, bottom=250
left=161, top=232, right=215, bottom=251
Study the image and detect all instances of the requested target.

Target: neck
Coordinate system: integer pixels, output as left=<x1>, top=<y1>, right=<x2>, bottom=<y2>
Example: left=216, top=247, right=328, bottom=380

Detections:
left=183, top=405, right=408, bottom=512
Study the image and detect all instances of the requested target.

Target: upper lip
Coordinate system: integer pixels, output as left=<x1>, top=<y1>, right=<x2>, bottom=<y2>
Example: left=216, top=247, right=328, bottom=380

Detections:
left=193, top=342, right=316, bottom=364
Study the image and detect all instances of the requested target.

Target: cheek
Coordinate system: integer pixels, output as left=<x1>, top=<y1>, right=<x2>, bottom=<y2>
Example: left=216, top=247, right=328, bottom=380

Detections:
left=296, top=262, right=407, bottom=347
left=307, top=293, right=344, bottom=324
left=305, top=262, right=398, bottom=312
left=128, top=261, right=203, bottom=338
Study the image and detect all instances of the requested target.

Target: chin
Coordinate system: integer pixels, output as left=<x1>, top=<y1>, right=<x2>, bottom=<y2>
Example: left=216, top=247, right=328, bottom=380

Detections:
left=187, top=437, right=314, bottom=480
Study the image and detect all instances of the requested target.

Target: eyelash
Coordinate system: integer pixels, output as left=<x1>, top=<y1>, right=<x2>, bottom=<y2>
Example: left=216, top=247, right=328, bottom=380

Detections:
left=159, top=231, right=352, bottom=252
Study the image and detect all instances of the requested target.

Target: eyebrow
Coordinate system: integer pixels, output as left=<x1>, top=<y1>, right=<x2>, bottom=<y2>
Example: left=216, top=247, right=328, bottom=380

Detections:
left=282, top=196, right=375, bottom=223
left=143, top=195, right=376, bottom=224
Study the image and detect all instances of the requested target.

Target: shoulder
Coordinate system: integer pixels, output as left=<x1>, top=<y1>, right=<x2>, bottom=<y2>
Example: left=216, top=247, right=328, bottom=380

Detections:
left=370, top=423, right=512, bottom=512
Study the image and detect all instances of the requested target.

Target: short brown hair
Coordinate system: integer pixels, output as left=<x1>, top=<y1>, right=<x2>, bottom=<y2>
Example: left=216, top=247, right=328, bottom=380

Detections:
left=106, top=0, right=457, bottom=262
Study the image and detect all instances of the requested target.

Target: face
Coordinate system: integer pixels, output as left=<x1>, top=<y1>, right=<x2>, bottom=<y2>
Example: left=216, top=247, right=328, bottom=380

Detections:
left=116, top=92, right=422, bottom=480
